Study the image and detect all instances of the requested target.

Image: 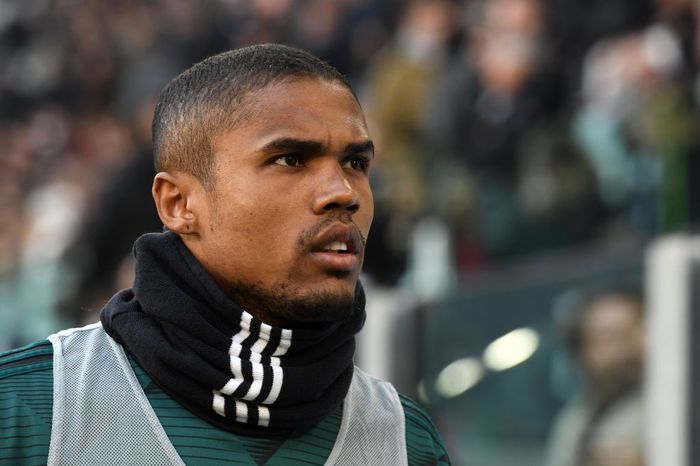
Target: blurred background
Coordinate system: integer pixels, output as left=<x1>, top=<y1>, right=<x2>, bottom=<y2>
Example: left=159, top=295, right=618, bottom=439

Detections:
left=1, top=0, right=699, bottom=465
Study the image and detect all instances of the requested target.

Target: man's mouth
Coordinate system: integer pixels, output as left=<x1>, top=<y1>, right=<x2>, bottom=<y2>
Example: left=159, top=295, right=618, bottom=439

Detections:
left=308, top=223, right=363, bottom=272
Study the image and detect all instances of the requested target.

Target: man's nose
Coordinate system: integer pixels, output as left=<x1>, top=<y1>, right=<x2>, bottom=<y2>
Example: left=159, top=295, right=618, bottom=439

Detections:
left=311, top=164, right=360, bottom=215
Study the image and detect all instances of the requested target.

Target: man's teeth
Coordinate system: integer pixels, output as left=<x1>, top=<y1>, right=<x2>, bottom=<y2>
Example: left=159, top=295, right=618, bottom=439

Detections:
left=324, top=241, right=348, bottom=252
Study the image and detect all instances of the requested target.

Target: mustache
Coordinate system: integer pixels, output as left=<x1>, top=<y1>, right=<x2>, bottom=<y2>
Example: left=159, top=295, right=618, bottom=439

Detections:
left=296, top=215, right=367, bottom=251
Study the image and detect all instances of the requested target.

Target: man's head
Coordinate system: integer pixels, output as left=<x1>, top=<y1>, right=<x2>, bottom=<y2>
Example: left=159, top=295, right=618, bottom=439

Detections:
left=151, top=44, right=374, bottom=326
left=565, top=288, right=645, bottom=400
left=152, top=44, right=358, bottom=188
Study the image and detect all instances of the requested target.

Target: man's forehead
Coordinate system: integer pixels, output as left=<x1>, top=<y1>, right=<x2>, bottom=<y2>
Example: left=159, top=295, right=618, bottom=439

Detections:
left=239, top=78, right=361, bottom=116
left=227, top=86, right=365, bottom=133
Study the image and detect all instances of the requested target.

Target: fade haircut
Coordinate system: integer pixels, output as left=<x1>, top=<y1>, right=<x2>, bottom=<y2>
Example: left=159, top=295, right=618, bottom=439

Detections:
left=152, top=44, right=356, bottom=188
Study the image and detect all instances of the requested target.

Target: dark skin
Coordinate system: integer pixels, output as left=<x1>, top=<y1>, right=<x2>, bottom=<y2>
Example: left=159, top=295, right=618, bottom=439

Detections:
left=152, top=78, right=375, bottom=326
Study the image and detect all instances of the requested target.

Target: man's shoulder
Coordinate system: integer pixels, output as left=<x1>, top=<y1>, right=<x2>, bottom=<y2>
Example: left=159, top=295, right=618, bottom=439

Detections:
left=0, top=339, right=54, bottom=380
left=398, top=393, right=451, bottom=466
left=398, top=393, right=435, bottom=429
left=0, top=339, right=54, bottom=465
left=0, top=338, right=54, bottom=412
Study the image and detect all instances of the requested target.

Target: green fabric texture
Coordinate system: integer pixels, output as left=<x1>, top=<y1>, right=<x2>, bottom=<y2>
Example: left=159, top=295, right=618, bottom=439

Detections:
left=0, top=339, right=450, bottom=465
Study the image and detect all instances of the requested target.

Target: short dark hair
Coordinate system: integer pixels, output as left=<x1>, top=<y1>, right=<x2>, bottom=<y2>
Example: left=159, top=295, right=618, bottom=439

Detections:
left=152, top=44, right=356, bottom=187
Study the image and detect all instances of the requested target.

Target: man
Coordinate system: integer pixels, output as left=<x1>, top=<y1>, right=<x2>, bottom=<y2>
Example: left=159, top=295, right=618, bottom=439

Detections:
left=0, top=44, right=449, bottom=465
left=545, top=288, right=644, bottom=466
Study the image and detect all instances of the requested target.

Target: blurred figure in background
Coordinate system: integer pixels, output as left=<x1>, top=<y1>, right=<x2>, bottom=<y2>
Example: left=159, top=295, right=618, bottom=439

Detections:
left=362, top=0, right=456, bottom=284
left=546, top=288, right=645, bottom=466
left=573, top=20, right=697, bottom=237
left=424, top=0, right=601, bottom=265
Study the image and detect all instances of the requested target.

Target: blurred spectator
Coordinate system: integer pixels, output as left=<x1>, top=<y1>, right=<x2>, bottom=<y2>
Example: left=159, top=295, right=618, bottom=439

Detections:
left=423, top=0, right=602, bottom=263
left=546, top=288, right=645, bottom=466
left=545, top=0, right=655, bottom=98
left=363, top=0, right=456, bottom=283
left=574, top=21, right=699, bottom=235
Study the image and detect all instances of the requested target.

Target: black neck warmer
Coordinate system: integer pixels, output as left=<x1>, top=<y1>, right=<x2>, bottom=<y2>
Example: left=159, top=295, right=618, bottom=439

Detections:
left=100, top=231, right=365, bottom=436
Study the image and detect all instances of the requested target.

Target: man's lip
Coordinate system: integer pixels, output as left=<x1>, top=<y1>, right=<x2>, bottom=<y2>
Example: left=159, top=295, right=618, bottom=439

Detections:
left=310, top=250, right=359, bottom=273
left=309, top=222, right=363, bottom=255
left=307, top=222, right=363, bottom=273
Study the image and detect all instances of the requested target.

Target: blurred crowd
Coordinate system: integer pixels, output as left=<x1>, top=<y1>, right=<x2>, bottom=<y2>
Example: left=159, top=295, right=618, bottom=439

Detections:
left=1, top=0, right=699, bottom=346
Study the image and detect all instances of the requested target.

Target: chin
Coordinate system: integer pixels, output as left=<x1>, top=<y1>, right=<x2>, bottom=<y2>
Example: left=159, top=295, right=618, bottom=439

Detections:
left=281, top=286, right=358, bottom=323
left=281, top=273, right=362, bottom=320
left=323, top=272, right=358, bottom=289
left=220, top=274, right=360, bottom=325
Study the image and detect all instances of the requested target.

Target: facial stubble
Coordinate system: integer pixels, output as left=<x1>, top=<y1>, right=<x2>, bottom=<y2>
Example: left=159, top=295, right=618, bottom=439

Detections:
left=218, top=277, right=360, bottom=326
left=215, top=218, right=365, bottom=326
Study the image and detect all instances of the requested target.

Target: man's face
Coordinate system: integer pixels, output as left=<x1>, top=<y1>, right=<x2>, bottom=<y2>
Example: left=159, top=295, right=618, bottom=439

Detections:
left=580, top=296, right=644, bottom=394
left=191, top=78, right=374, bottom=325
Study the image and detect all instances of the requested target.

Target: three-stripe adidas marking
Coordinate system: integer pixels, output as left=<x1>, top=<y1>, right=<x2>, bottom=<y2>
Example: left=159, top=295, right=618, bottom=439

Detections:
left=211, top=312, right=292, bottom=427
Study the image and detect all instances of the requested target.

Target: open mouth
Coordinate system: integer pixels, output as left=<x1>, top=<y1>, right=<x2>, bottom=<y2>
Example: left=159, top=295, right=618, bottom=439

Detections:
left=309, top=223, right=363, bottom=272
left=311, top=224, right=361, bottom=255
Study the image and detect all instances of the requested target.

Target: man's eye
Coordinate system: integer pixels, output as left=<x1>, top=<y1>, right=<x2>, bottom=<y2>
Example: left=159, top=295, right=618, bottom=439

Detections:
left=344, top=156, right=369, bottom=172
left=274, top=155, right=302, bottom=167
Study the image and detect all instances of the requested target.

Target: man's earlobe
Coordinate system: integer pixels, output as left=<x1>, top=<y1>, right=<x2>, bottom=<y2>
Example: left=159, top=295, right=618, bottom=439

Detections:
left=152, top=172, right=202, bottom=235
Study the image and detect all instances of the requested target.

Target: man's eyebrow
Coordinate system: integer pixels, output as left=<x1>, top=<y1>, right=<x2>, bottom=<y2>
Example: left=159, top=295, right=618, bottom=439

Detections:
left=258, top=138, right=375, bottom=158
left=259, top=138, right=326, bottom=154
left=343, top=140, right=375, bottom=158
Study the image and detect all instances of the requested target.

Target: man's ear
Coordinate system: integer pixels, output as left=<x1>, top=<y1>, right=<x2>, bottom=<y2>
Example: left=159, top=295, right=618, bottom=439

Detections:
left=152, top=172, right=207, bottom=235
